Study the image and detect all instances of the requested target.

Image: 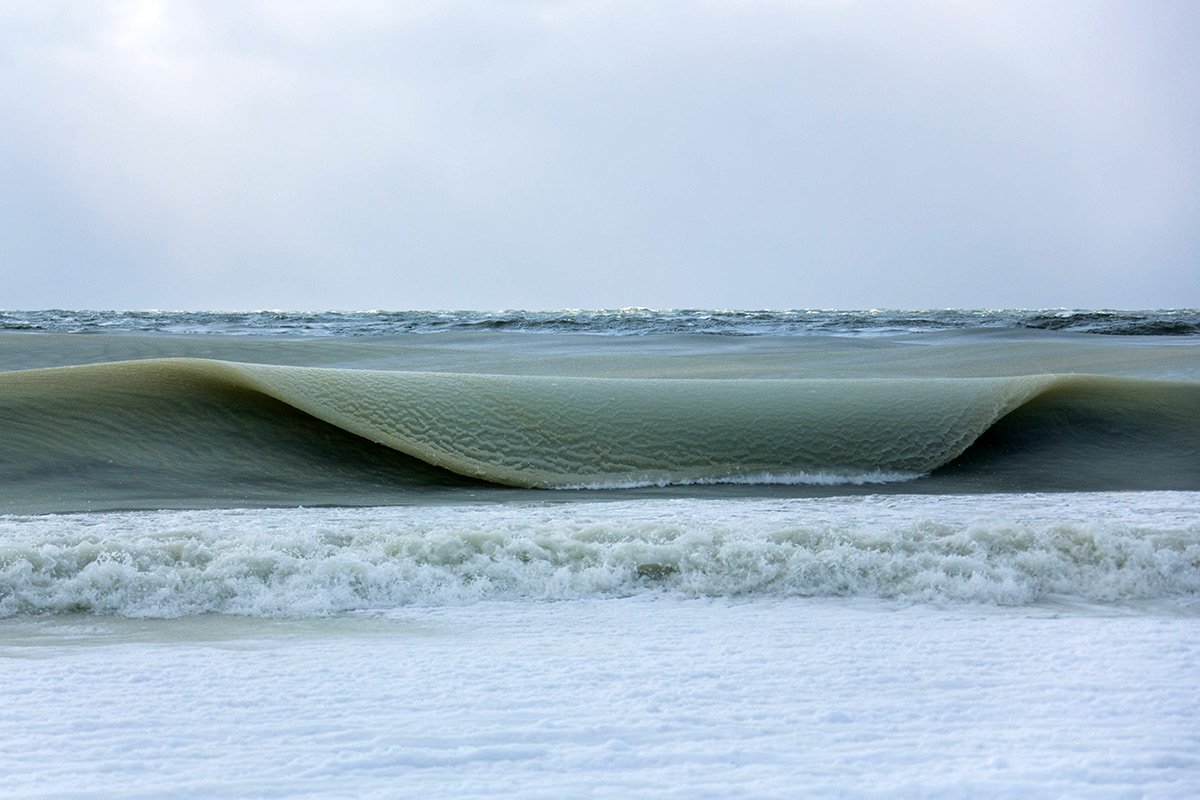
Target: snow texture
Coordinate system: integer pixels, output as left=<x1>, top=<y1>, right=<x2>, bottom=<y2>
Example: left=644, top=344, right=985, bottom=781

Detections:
left=2, top=598, right=1198, bottom=799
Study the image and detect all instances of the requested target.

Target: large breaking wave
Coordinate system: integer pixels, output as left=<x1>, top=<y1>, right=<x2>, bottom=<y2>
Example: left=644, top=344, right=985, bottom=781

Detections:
left=1, top=358, right=1199, bottom=513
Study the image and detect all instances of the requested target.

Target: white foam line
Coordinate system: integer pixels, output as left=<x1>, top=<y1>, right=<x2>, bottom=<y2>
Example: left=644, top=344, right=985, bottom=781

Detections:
left=557, top=469, right=925, bottom=490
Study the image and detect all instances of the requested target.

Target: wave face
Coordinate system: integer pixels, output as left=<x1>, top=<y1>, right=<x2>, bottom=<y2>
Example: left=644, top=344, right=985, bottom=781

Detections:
left=2, top=494, right=1197, bottom=616
left=2, top=356, right=1198, bottom=513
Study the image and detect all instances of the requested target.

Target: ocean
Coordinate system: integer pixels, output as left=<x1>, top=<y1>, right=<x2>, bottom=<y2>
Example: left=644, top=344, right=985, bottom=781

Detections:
left=1, top=308, right=1198, bottom=798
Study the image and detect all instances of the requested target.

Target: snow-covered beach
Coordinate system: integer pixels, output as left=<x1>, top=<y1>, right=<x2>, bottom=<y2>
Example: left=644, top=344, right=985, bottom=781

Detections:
left=4, top=595, right=1198, bottom=799
left=3, top=490, right=1199, bottom=798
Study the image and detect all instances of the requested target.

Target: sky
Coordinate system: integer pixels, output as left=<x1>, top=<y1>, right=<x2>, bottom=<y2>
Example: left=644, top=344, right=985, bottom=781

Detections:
left=1, top=0, right=1198, bottom=311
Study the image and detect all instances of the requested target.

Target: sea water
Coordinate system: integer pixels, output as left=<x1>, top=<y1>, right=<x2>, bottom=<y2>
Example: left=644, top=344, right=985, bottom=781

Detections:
left=1, top=309, right=1198, bottom=798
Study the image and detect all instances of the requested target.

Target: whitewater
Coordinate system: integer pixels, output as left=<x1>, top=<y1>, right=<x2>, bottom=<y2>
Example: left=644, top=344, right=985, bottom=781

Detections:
left=1, top=309, right=1198, bottom=798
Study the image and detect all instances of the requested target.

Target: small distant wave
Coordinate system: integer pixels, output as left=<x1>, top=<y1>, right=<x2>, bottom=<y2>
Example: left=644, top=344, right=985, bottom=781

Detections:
left=2, top=494, right=1197, bottom=617
left=2, top=309, right=1198, bottom=337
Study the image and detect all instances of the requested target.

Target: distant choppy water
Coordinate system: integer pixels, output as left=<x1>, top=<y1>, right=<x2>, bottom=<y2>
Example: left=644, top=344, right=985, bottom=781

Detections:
left=4, top=308, right=1200, bottom=336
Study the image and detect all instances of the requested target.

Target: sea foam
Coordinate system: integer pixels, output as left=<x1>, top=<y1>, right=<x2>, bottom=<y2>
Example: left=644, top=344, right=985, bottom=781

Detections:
left=3, top=492, right=1197, bottom=617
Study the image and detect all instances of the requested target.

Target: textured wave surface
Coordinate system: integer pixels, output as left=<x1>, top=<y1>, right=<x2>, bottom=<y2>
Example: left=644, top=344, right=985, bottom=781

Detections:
left=3, top=493, right=1197, bottom=616
left=3, top=357, right=1199, bottom=512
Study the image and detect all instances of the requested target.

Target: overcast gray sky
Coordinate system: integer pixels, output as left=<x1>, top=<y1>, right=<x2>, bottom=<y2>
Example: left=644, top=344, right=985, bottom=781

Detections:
left=2, top=0, right=1197, bottom=311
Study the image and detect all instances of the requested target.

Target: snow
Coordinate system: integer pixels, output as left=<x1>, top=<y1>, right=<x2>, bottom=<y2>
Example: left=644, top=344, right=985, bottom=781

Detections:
left=2, top=597, right=1198, bottom=798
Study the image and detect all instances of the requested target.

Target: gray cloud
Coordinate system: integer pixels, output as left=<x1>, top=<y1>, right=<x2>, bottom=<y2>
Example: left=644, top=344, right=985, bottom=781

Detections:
left=2, top=0, right=1197, bottom=310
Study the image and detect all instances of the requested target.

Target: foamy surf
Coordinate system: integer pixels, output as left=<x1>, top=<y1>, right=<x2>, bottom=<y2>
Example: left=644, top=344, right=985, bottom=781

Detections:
left=3, top=492, right=1197, bottom=617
